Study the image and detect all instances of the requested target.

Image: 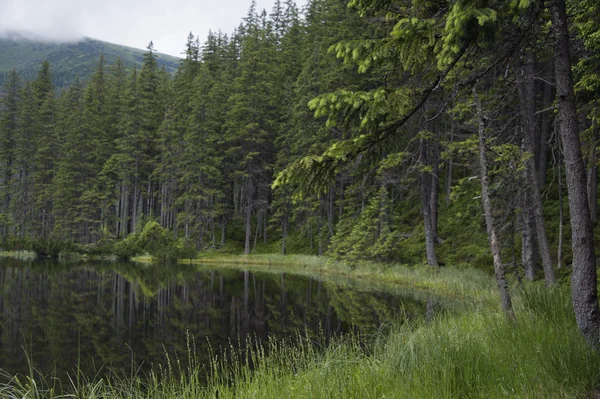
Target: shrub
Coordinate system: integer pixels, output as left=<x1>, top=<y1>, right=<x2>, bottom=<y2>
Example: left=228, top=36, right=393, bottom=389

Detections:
left=114, top=233, right=142, bottom=261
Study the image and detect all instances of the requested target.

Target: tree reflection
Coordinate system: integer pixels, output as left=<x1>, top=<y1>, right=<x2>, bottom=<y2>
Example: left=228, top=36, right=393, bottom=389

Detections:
left=0, top=259, right=433, bottom=382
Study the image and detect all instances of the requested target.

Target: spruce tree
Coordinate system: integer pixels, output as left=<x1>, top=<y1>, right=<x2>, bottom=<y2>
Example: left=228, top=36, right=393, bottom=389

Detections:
left=0, top=70, right=21, bottom=235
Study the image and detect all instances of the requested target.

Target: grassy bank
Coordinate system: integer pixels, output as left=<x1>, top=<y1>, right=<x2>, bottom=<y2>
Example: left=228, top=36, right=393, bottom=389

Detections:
left=134, top=253, right=498, bottom=305
left=1, top=285, right=597, bottom=398
left=0, top=250, right=36, bottom=260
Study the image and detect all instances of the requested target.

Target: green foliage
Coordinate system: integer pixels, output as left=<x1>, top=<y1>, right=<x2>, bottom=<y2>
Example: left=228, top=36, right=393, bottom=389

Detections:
left=134, top=220, right=198, bottom=262
left=0, top=0, right=588, bottom=280
left=30, top=237, right=75, bottom=259
left=329, top=186, right=400, bottom=262
left=137, top=220, right=169, bottom=259
left=114, top=233, right=143, bottom=261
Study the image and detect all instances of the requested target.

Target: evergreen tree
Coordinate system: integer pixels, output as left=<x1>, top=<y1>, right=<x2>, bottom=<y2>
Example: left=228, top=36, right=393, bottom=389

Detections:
left=0, top=70, right=21, bottom=235
left=52, top=78, right=84, bottom=240
left=225, top=5, right=280, bottom=254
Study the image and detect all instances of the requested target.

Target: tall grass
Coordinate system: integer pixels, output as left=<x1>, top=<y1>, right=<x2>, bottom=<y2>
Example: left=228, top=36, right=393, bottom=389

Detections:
left=189, top=254, right=499, bottom=305
left=1, top=284, right=598, bottom=398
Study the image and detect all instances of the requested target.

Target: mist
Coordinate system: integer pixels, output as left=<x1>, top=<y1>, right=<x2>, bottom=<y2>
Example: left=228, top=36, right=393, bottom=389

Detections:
left=0, top=0, right=308, bottom=56
left=0, top=0, right=84, bottom=42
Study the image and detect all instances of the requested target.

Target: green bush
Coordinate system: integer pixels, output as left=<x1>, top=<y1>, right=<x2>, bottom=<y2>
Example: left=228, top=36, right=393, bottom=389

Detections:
left=171, top=236, right=198, bottom=260
left=114, top=233, right=142, bottom=261
left=0, top=235, right=33, bottom=252
left=31, top=237, right=75, bottom=259
left=136, top=220, right=198, bottom=262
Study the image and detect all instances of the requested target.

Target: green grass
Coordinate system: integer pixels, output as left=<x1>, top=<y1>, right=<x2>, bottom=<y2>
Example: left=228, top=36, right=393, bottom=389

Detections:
left=0, top=250, right=36, bottom=260
left=171, top=253, right=498, bottom=305
left=0, top=261, right=597, bottom=398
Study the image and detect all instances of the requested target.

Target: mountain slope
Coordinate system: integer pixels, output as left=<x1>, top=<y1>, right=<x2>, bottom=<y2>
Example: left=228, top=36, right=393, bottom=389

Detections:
left=0, top=35, right=181, bottom=88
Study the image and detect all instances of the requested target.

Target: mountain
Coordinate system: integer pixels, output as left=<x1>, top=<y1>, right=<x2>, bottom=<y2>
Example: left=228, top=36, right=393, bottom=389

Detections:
left=0, top=34, right=181, bottom=88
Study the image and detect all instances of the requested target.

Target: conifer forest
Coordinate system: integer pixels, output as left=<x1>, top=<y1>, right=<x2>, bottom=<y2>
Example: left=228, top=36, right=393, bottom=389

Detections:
left=3, top=0, right=600, bottom=356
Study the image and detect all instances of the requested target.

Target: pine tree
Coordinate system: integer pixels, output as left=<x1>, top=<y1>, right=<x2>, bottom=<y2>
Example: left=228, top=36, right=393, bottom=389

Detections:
left=0, top=70, right=21, bottom=235
left=52, top=78, right=84, bottom=240
left=113, top=67, right=142, bottom=236
left=225, top=5, right=280, bottom=254
left=12, top=82, right=37, bottom=237
left=179, top=31, right=230, bottom=247
left=31, top=62, right=57, bottom=237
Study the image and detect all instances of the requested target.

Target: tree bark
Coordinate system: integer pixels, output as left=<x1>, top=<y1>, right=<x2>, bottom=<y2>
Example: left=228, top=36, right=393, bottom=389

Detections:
left=521, top=190, right=536, bottom=281
left=445, top=119, right=455, bottom=209
left=587, top=126, right=598, bottom=224
left=474, top=87, right=515, bottom=320
left=557, top=148, right=564, bottom=269
left=430, top=133, right=441, bottom=244
left=518, top=51, right=557, bottom=286
left=538, top=74, right=553, bottom=188
left=244, top=203, right=252, bottom=255
left=420, top=139, right=439, bottom=266
left=550, top=0, right=600, bottom=345
left=588, top=164, right=598, bottom=224
left=220, top=214, right=226, bottom=246
left=132, top=175, right=139, bottom=234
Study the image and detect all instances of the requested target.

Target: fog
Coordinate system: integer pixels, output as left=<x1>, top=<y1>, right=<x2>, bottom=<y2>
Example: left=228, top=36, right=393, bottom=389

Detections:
left=0, top=0, right=307, bottom=56
left=0, top=0, right=84, bottom=42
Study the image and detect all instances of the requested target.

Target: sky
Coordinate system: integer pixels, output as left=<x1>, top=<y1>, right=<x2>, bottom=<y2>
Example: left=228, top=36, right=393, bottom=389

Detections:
left=0, top=0, right=307, bottom=57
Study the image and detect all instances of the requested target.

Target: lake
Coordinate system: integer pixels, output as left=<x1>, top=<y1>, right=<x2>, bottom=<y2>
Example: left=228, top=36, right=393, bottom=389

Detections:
left=0, top=258, right=439, bottom=383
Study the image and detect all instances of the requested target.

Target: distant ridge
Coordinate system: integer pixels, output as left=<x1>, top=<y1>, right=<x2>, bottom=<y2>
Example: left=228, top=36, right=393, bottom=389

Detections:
left=0, top=36, right=181, bottom=88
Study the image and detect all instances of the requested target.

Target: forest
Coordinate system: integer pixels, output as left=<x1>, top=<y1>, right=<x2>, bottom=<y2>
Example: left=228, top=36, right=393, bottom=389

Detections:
left=1, top=0, right=600, bottom=347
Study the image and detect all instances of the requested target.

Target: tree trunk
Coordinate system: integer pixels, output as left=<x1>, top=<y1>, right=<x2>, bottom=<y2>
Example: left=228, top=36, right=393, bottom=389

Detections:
left=253, top=211, right=260, bottom=253
left=244, top=203, right=251, bottom=255
left=587, top=126, right=598, bottom=224
left=521, top=190, right=536, bottom=281
left=327, top=187, right=335, bottom=240
left=122, top=184, right=129, bottom=237
left=220, top=215, right=226, bottom=247
left=538, top=74, right=553, bottom=188
left=557, top=148, right=564, bottom=269
left=445, top=118, right=455, bottom=209
left=281, top=218, right=287, bottom=255
left=430, top=133, right=441, bottom=244
left=281, top=197, right=289, bottom=255
left=132, top=176, right=139, bottom=234
left=588, top=164, right=598, bottom=224
left=474, top=87, right=515, bottom=320
left=420, top=139, right=439, bottom=266
left=518, top=51, right=557, bottom=286
left=550, top=0, right=600, bottom=345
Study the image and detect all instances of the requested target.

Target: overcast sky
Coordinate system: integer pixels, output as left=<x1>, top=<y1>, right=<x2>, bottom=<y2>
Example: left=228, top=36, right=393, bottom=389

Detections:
left=0, top=0, right=307, bottom=57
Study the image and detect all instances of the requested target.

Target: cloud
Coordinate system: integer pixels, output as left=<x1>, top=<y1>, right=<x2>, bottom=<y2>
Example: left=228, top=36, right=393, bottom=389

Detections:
left=0, top=0, right=85, bottom=42
left=0, top=0, right=309, bottom=56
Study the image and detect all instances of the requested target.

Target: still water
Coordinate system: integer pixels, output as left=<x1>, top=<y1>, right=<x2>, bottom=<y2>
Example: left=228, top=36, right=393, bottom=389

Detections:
left=0, top=258, right=436, bottom=381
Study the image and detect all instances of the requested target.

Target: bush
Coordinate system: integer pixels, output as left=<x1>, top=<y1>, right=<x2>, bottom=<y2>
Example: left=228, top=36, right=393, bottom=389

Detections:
left=171, top=236, right=198, bottom=260
left=137, top=220, right=198, bottom=262
left=114, top=234, right=142, bottom=261
left=31, top=238, right=75, bottom=259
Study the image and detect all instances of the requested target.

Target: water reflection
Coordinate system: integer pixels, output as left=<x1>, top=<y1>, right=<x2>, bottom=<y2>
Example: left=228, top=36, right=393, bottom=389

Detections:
left=0, top=259, right=430, bottom=381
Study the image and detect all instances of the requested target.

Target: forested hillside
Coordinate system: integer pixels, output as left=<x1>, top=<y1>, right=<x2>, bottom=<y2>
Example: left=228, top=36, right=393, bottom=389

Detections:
left=1, top=0, right=600, bottom=325
left=0, top=35, right=180, bottom=88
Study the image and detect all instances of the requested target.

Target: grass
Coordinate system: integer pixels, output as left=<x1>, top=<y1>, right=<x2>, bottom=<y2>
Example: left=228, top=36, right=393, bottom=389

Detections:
left=0, top=285, right=597, bottom=398
left=0, top=250, right=36, bottom=260
left=0, top=256, right=598, bottom=398
left=204, top=285, right=599, bottom=399
left=133, top=253, right=499, bottom=306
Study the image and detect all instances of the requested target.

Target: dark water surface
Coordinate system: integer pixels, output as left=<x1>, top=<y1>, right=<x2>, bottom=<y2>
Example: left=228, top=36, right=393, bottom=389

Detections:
left=0, top=258, right=436, bottom=382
